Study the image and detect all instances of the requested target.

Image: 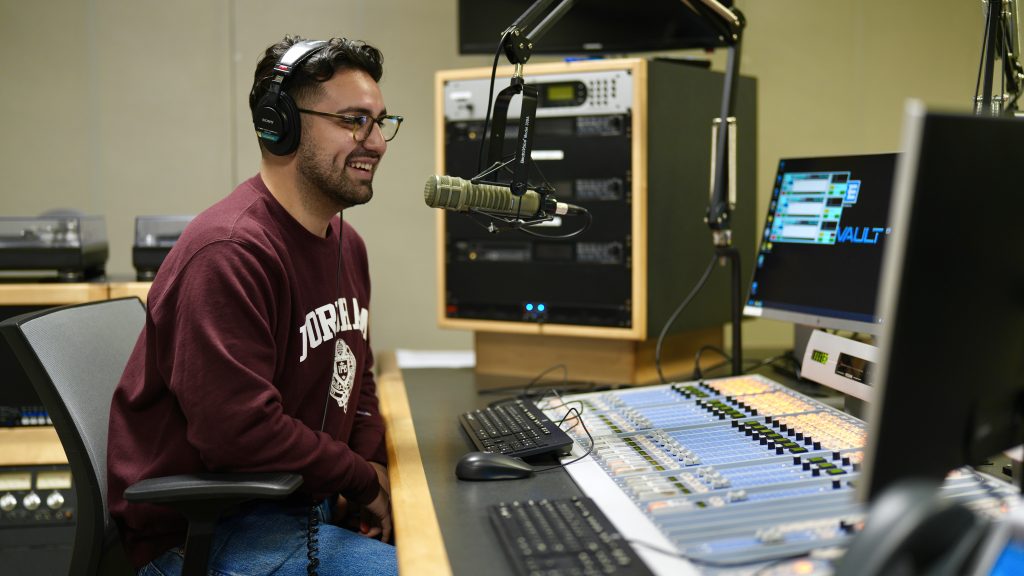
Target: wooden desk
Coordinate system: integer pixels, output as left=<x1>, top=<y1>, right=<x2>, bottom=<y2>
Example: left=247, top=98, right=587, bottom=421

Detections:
left=0, top=284, right=108, bottom=306
left=0, top=281, right=150, bottom=307
left=107, top=282, right=151, bottom=303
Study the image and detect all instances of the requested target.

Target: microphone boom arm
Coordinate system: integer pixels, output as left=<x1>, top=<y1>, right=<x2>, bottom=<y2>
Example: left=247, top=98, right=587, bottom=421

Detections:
left=681, top=0, right=747, bottom=376
left=977, top=0, right=1024, bottom=115
left=483, top=0, right=579, bottom=197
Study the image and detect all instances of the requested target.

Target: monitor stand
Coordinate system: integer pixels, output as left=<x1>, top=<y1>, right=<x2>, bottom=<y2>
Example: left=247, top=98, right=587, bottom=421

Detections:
left=799, top=328, right=878, bottom=419
left=793, top=324, right=815, bottom=365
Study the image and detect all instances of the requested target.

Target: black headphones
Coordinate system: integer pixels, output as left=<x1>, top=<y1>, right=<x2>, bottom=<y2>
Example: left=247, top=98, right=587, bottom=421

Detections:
left=252, top=39, right=329, bottom=156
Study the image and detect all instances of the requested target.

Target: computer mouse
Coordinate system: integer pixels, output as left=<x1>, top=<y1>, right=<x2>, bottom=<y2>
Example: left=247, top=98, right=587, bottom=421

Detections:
left=455, top=451, right=535, bottom=481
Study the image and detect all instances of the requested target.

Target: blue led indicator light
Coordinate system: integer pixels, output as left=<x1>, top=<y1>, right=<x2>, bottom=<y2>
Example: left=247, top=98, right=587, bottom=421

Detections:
left=525, top=303, right=534, bottom=311
left=538, top=304, right=546, bottom=312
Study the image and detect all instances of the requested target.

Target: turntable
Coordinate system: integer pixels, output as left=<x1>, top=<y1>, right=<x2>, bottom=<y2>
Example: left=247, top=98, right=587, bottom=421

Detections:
left=0, top=215, right=107, bottom=281
left=132, top=215, right=193, bottom=281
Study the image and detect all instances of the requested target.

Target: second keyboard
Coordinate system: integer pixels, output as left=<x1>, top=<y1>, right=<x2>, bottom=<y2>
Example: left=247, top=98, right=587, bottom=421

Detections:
left=459, top=398, right=575, bottom=459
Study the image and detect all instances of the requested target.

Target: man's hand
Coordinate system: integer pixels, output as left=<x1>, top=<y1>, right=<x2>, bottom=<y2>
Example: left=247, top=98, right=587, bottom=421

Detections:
left=359, top=462, right=392, bottom=542
left=360, top=485, right=392, bottom=542
left=369, top=462, right=390, bottom=497
left=332, top=462, right=393, bottom=541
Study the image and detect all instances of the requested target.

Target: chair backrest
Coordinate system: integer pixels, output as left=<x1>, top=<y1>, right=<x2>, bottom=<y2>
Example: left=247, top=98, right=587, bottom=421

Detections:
left=0, top=297, right=145, bottom=576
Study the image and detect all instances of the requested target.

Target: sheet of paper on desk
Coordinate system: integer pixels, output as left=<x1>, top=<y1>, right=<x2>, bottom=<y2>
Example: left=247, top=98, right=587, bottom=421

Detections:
left=395, top=349, right=475, bottom=369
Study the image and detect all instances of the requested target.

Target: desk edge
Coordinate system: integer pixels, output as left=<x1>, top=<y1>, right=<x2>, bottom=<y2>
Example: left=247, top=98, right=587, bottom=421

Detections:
left=378, top=351, right=452, bottom=576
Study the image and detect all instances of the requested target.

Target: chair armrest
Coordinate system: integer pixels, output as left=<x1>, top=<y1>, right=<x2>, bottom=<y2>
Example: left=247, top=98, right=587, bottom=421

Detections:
left=123, top=472, right=304, bottom=576
left=123, top=472, right=302, bottom=504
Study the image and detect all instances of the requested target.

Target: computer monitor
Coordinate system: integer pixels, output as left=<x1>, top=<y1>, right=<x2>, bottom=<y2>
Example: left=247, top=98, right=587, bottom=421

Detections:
left=860, top=103, right=1024, bottom=501
left=457, top=0, right=733, bottom=55
left=744, top=153, right=899, bottom=336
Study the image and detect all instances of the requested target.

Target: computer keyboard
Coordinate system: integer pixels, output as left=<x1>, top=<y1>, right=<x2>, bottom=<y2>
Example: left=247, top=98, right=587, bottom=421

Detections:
left=459, top=398, right=574, bottom=459
left=490, top=496, right=654, bottom=576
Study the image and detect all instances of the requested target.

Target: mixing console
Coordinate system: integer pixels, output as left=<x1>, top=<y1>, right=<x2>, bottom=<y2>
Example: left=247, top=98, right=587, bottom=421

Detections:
left=540, top=375, right=1020, bottom=573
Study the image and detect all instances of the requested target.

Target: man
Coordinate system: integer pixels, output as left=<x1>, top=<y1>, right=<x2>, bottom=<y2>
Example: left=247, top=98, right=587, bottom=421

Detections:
left=107, top=35, right=402, bottom=575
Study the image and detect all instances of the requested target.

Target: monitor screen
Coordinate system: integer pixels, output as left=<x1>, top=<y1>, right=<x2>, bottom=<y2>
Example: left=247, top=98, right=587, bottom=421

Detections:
left=743, top=153, right=899, bottom=335
left=457, top=0, right=733, bottom=55
left=860, top=104, right=1024, bottom=500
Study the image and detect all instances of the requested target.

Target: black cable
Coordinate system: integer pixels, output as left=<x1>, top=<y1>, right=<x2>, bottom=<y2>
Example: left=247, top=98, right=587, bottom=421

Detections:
left=466, top=37, right=591, bottom=238
left=319, top=212, right=345, bottom=431
left=309, top=211, right=346, bottom=575
left=463, top=206, right=592, bottom=238
left=692, top=344, right=730, bottom=380
left=477, top=34, right=508, bottom=173
left=306, top=504, right=321, bottom=576
left=517, top=207, right=592, bottom=239
left=478, top=363, right=599, bottom=403
left=536, top=388, right=587, bottom=432
left=742, top=352, right=796, bottom=375
left=530, top=406, right=596, bottom=473
left=544, top=400, right=585, bottom=425
left=655, top=253, right=718, bottom=384
left=523, top=363, right=568, bottom=397
left=686, top=351, right=802, bottom=383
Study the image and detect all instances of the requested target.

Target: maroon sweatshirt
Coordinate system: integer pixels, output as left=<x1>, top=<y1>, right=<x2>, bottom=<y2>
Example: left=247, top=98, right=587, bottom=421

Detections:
left=107, top=174, right=386, bottom=568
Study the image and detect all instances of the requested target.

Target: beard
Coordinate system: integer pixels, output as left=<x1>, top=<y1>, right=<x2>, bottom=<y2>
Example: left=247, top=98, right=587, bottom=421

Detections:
left=295, top=137, right=375, bottom=209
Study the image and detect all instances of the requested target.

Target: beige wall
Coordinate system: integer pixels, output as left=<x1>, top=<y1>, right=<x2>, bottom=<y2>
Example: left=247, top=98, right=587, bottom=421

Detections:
left=0, top=0, right=985, bottom=355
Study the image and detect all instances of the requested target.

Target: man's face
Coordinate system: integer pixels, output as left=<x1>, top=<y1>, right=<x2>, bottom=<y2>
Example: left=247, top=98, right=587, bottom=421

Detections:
left=294, top=68, right=388, bottom=209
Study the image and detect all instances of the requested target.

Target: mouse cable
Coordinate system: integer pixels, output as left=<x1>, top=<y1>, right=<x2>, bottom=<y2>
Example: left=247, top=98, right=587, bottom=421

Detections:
left=543, top=399, right=585, bottom=424
left=534, top=387, right=586, bottom=434
left=522, top=363, right=568, bottom=397
left=530, top=406, right=595, bottom=474
left=481, top=363, right=572, bottom=404
left=480, top=366, right=600, bottom=406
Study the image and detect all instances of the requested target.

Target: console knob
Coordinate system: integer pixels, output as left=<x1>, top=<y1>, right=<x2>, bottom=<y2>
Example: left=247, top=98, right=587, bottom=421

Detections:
left=23, top=492, right=41, bottom=511
left=0, top=493, right=16, bottom=512
left=46, top=491, right=65, bottom=510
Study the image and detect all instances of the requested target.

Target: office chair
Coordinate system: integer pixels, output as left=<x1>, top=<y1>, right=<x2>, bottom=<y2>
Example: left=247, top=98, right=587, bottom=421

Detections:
left=0, top=297, right=302, bottom=576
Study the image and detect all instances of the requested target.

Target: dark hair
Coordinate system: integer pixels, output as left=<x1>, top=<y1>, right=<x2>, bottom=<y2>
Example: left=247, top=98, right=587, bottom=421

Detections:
left=249, top=35, right=384, bottom=113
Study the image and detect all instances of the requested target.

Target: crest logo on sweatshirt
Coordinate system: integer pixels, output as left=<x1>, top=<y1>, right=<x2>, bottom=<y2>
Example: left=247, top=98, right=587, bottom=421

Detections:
left=331, top=338, right=356, bottom=411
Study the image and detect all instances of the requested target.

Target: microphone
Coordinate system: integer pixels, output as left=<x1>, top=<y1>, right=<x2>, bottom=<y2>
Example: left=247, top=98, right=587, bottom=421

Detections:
left=424, top=175, right=580, bottom=218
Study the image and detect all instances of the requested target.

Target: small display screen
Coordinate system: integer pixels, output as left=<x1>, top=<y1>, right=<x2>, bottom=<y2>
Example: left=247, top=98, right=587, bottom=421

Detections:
left=811, top=350, right=829, bottom=365
left=545, top=84, right=576, bottom=103
left=36, top=470, right=72, bottom=490
left=0, top=472, right=32, bottom=491
left=836, top=353, right=874, bottom=383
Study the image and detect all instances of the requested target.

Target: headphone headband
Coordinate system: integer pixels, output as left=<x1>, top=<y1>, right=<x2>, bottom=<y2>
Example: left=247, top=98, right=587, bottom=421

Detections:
left=272, top=40, right=328, bottom=80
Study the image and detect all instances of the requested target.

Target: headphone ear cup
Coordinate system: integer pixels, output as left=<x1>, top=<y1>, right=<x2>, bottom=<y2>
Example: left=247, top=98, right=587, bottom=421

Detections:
left=253, top=91, right=302, bottom=156
left=269, top=92, right=302, bottom=156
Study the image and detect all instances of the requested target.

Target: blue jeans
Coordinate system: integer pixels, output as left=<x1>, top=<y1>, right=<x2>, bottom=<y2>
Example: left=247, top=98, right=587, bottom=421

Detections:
left=138, top=499, right=397, bottom=576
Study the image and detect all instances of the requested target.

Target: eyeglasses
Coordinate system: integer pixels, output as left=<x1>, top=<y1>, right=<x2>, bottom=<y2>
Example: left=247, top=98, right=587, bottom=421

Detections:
left=297, top=109, right=403, bottom=142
